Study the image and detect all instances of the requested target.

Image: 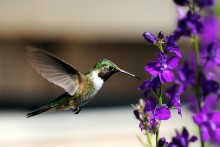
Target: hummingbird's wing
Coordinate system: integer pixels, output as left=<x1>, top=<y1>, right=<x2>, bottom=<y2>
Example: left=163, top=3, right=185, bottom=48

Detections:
left=27, top=48, right=86, bottom=96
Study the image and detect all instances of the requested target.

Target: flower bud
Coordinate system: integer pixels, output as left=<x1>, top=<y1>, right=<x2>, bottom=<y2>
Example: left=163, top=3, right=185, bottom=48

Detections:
left=143, top=32, right=157, bottom=44
left=173, top=0, right=189, bottom=6
left=158, top=31, right=164, bottom=40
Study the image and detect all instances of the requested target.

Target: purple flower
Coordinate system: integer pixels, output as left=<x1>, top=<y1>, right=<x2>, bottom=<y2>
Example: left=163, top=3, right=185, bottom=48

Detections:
left=166, top=84, right=182, bottom=116
left=143, top=32, right=157, bottom=44
left=187, top=94, right=199, bottom=113
left=193, top=95, right=220, bottom=144
left=139, top=80, right=151, bottom=91
left=145, top=53, right=180, bottom=83
left=175, top=61, right=196, bottom=92
left=173, top=0, right=190, bottom=6
left=176, top=10, right=203, bottom=37
left=168, top=127, right=198, bottom=147
left=158, top=137, right=168, bottom=147
left=195, top=0, right=216, bottom=8
left=201, top=42, right=220, bottom=66
left=200, top=72, right=219, bottom=97
left=138, top=76, right=161, bottom=97
left=165, top=33, right=182, bottom=58
left=134, top=98, right=171, bottom=133
left=200, top=15, right=219, bottom=46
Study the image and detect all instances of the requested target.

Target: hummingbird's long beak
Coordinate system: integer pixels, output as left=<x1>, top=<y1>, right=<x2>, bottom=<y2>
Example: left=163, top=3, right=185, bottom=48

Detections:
left=118, top=68, right=141, bottom=80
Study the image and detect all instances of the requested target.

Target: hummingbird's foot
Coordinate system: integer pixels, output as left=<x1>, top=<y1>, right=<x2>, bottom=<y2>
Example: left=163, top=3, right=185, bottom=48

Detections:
left=72, top=107, right=81, bottom=114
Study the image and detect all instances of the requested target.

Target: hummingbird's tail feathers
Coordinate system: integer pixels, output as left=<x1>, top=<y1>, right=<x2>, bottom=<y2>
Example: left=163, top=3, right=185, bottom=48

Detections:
left=26, top=105, right=52, bottom=118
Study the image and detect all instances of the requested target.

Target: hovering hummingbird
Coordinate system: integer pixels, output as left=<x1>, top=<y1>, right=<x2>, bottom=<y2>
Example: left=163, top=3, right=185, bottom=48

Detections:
left=26, top=48, right=140, bottom=117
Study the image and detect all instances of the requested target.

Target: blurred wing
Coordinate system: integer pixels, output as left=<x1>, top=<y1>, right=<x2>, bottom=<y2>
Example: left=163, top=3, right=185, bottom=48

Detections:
left=27, top=48, right=85, bottom=95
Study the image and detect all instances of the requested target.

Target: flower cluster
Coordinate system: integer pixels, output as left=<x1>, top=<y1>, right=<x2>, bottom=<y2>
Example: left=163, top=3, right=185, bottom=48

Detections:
left=175, top=9, right=203, bottom=37
left=143, top=32, right=181, bottom=84
left=172, top=0, right=220, bottom=146
left=158, top=127, right=198, bottom=147
left=142, top=32, right=183, bottom=113
left=174, top=0, right=216, bottom=40
left=134, top=31, right=183, bottom=144
left=193, top=95, right=220, bottom=144
left=134, top=0, right=220, bottom=146
left=134, top=98, right=170, bottom=134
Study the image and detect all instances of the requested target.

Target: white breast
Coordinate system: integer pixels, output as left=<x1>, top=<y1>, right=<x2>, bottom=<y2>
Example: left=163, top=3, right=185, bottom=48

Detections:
left=77, top=71, right=104, bottom=107
left=91, top=71, right=104, bottom=91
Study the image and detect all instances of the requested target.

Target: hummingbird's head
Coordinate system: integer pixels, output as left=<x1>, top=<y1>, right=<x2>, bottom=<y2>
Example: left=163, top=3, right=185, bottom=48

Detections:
left=93, top=59, right=140, bottom=81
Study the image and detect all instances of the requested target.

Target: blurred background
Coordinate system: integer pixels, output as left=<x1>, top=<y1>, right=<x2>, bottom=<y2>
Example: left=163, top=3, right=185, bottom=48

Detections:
left=0, top=0, right=212, bottom=147
left=0, top=0, right=179, bottom=109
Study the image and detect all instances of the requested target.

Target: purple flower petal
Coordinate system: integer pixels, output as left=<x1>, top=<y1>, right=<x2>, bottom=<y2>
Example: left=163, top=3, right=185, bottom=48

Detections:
left=175, top=61, right=196, bottom=92
left=203, top=94, right=217, bottom=110
left=193, top=112, right=204, bottom=125
left=138, top=80, right=151, bottom=91
left=189, top=136, right=198, bottom=142
left=144, top=89, right=151, bottom=97
left=158, top=137, right=168, bottom=146
left=165, top=85, right=173, bottom=99
left=167, top=47, right=182, bottom=58
left=161, top=70, right=174, bottom=83
left=166, top=84, right=177, bottom=99
left=166, top=84, right=182, bottom=116
left=201, top=16, right=219, bottom=45
left=145, top=62, right=159, bottom=76
left=139, top=122, right=144, bottom=131
left=151, top=76, right=161, bottom=91
left=211, top=112, right=220, bottom=125
left=215, top=45, right=220, bottom=64
left=201, top=126, right=210, bottom=141
left=214, top=129, right=220, bottom=143
left=200, top=72, right=220, bottom=97
left=154, top=107, right=171, bottom=120
left=167, top=56, right=180, bottom=69
left=159, top=73, right=166, bottom=84
left=144, top=97, right=157, bottom=112
left=177, top=7, right=185, bottom=19
left=182, top=127, right=189, bottom=139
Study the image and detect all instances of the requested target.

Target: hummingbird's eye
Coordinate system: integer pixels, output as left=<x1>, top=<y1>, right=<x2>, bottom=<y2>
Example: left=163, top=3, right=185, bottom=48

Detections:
left=109, top=66, right=114, bottom=71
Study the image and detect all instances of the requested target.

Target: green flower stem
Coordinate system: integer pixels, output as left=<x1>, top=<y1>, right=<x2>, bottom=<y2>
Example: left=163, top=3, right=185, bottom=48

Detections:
left=157, top=44, right=164, bottom=52
left=146, top=133, right=153, bottom=147
left=142, top=108, right=152, bottom=147
left=152, top=90, right=159, bottom=99
left=199, top=127, right=205, bottom=147
left=156, top=84, right=163, bottom=147
left=156, top=130, right=159, bottom=147
left=191, top=35, right=204, bottom=147
left=191, top=35, right=202, bottom=111
left=158, top=84, right=163, bottom=105
left=191, top=1, right=205, bottom=146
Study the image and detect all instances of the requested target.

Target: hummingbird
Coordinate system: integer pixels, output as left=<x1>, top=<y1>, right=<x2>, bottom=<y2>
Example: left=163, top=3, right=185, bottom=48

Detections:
left=26, top=48, right=140, bottom=117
